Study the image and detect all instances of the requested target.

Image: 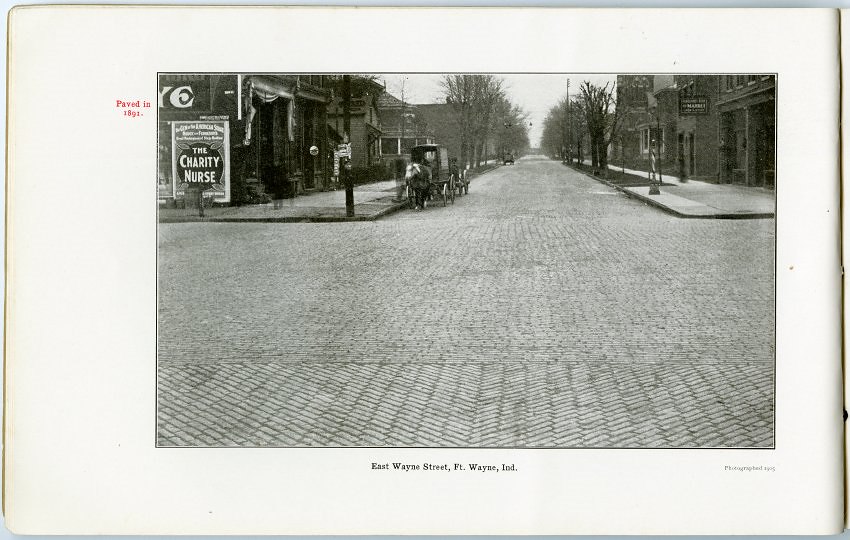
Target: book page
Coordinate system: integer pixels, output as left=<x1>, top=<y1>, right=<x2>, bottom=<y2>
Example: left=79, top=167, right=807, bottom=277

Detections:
left=4, top=6, right=844, bottom=534
left=841, top=9, right=850, bottom=529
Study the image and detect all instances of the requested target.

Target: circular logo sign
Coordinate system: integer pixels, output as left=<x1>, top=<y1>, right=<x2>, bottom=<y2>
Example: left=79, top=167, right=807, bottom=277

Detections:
left=309, top=145, right=319, bottom=156
left=177, top=143, right=224, bottom=185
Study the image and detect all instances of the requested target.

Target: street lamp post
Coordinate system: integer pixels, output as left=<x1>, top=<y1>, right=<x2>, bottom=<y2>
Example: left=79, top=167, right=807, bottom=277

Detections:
left=648, top=108, right=662, bottom=196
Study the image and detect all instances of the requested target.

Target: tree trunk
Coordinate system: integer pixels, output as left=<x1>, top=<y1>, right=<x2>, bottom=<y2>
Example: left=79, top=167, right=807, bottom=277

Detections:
left=590, top=134, right=599, bottom=170
left=460, top=129, right=468, bottom=171
left=599, top=139, right=608, bottom=176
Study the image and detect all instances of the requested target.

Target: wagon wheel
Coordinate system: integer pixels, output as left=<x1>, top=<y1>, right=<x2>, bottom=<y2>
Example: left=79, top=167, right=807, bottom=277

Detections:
left=406, top=185, right=415, bottom=209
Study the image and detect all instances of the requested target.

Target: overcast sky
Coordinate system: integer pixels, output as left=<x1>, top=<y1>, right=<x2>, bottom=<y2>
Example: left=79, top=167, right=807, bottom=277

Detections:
left=379, top=74, right=617, bottom=147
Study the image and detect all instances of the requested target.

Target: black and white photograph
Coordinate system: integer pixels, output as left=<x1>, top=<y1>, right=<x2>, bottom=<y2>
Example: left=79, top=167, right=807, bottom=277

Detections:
left=156, top=72, right=776, bottom=449
left=11, top=4, right=848, bottom=534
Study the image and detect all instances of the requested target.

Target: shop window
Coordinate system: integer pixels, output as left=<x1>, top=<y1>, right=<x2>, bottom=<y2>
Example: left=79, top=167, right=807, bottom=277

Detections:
left=735, top=75, right=746, bottom=87
left=725, top=76, right=735, bottom=91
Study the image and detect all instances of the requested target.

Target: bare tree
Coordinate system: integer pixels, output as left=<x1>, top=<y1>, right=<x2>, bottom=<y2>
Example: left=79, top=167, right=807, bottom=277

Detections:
left=578, top=81, right=621, bottom=176
left=442, top=75, right=512, bottom=168
left=471, top=76, right=505, bottom=166
left=541, top=98, right=568, bottom=159
left=442, top=75, right=476, bottom=168
left=497, top=100, right=530, bottom=158
left=570, top=95, right=587, bottom=166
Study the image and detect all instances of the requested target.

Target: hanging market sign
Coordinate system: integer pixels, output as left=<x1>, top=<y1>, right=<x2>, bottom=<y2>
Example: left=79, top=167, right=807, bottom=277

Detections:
left=679, top=96, right=709, bottom=115
left=171, top=121, right=230, bottom=203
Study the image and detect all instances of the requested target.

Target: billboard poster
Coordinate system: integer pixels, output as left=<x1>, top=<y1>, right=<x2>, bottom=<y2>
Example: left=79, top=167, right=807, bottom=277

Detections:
left=171, top=120, right=230, bottom=203
left=159, top=74, right=213, bottom=112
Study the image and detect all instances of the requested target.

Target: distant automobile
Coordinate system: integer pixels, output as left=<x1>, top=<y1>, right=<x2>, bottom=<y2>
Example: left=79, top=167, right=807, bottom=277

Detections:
left=503, top=153, right=515, bottom=165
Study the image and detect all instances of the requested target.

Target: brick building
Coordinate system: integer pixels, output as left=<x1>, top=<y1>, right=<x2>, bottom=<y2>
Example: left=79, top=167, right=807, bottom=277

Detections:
left=675, top=75, right=722, bottom=182
left=377, top=92, right=434, bottom=161
left=614, top=75, right=653, bottom=167
left=615, top=74, right=775, bottom=188
left=412, top=103, right=461, bottom=163
left=717, top=75, right=776, bottom=188
left=621, top=75, right=679, bottom=173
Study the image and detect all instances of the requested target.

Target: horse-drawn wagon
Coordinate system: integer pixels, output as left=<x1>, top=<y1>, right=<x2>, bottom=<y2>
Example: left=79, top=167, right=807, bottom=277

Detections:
left=405, top=144, right=466, bottom=210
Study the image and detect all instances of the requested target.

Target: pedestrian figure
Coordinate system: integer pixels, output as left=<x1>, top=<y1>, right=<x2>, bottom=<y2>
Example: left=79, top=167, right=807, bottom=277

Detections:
left=405, top=162, right=431, bottom=211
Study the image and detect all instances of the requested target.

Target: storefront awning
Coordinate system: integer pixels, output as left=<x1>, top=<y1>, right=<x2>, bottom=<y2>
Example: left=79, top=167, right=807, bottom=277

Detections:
left=243, top=75, right=295, bottom=146
left=248, top=75, right=295, bottom=102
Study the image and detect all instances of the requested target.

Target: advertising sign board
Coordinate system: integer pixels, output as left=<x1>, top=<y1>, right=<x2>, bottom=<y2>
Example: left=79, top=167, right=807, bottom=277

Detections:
left=679, top=96, right=709, bottom=115
left=171, top=120, right=230, bottom=203
left=159, top=74, right=212, bottom=112
left=336, top=143, right=351, bottom=158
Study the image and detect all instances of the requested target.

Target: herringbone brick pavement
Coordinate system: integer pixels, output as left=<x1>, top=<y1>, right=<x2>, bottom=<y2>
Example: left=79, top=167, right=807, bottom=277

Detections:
left=158, top=360, right=772, bottom=447
left=157, top=156, right=775, bottom=447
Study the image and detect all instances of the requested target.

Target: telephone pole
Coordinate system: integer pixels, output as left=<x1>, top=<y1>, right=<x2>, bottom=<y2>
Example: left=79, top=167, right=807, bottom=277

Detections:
left=343, top=75, right=354, bottom=217
left=566, top=78, right=571, bottom=164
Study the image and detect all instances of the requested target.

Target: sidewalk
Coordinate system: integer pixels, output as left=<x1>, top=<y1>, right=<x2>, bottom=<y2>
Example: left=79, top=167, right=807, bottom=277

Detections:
left=159, top=179, right=408, bottom=223
left=575, top=161, right=775, bottom=219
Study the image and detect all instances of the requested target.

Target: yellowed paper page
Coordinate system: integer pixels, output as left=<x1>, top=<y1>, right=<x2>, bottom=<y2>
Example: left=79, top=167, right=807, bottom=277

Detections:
left=4, top=6, right=844, bottom=534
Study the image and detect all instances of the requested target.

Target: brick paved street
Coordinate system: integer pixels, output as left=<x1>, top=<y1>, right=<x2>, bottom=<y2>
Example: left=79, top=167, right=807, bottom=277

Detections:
left=157, top=156, right=774, bottom=447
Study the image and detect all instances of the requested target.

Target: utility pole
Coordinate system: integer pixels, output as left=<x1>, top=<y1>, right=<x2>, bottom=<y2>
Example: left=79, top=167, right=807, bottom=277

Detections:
left=397, top=77, right=408, bottom=202
left=567, top=77, right=573, bottom=165
left=400, top=77, right=407, bottom=154
left=343, top=74, right=354, bottom=217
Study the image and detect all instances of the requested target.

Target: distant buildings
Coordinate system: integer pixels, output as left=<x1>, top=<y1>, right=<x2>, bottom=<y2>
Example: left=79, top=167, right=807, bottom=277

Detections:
left=411, top=103, right=459, bottom=163
left=377, top=92, right=434, bottom=163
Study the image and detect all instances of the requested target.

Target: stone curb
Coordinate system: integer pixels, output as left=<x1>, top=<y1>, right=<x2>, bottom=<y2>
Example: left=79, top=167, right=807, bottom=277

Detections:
left=158, top=200, right=409, bottom=224
left=564, top=163, right=775, bottom=220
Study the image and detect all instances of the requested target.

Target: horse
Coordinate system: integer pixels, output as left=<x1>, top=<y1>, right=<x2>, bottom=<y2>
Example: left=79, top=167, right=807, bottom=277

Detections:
left=405, top=162, right=432, bottom=210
